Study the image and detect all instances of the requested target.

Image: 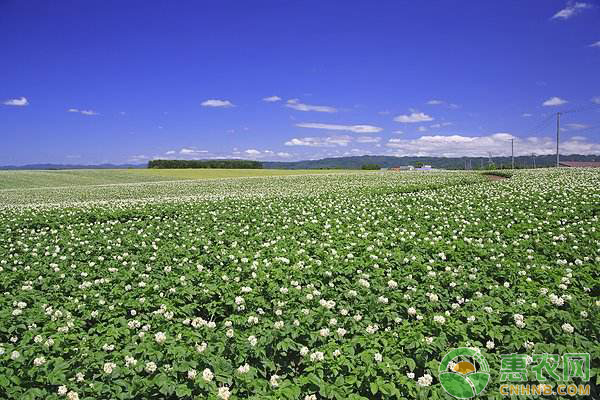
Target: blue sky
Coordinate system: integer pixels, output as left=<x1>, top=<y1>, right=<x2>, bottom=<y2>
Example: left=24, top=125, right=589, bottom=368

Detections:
left=1, top=0, right=599, bottom=165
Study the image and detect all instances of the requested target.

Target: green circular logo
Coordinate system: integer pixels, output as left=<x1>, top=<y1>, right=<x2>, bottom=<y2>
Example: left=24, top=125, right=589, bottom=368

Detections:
left=439, top=348, right=490, bottom=399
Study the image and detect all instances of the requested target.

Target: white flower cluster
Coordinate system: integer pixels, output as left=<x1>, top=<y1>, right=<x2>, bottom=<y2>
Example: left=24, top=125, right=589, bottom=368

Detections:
left=417, top=373, right=433, bottom=386
left=513, top=314, right=526, bottom=328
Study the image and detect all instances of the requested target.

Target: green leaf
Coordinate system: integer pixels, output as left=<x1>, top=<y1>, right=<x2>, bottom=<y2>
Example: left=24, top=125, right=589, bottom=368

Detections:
left=370, top=382, right=378, bottom=395
left=175, top=384, right=192, bottom=397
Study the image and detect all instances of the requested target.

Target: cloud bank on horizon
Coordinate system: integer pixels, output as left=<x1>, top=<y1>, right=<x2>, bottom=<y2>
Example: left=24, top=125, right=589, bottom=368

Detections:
left=1, top=0, right=599, bottom=165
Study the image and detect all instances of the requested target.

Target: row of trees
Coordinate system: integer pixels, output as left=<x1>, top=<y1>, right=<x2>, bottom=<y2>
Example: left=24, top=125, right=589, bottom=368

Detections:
left=148, top=159, right=263, bottom=169
left=361, top=164, right=381, bottom=170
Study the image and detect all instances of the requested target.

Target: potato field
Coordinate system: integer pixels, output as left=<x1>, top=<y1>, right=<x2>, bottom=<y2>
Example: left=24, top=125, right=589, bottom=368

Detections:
left=0, top=169, right=598, bottom=399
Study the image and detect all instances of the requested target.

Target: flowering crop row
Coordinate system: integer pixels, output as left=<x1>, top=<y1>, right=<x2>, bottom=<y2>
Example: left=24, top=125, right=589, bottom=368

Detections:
left=0, top=169, right=598, bottom=399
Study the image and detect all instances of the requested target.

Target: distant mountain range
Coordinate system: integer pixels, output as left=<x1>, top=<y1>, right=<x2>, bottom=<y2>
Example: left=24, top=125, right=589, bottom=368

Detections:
left=2, top=154, right=599, bottom=171
left=264, top=154, right=600, bottom=170
left=0, top=163, right=146, bottom=170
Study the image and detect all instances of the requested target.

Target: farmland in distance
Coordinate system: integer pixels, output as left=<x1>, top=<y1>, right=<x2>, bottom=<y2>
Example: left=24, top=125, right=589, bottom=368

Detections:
left=0, top=168, right=361, bottom=190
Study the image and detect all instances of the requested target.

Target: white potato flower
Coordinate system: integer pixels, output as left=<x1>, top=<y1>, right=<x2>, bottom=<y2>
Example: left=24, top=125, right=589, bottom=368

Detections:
left=33, top=357, right=46, bottom=366
left=145, top=361, right=157, bottom=373
left=217, top=386, right=231, bottom=400
left=154, top=332, right=166, bottom=344
left=202, top=368, right=214, bottom=382
left=66, top=391, right=79, bottom=400
left=237, top=363, right=250, bottom=374
left=248, top=335, right=258, bottom=347
left=103, top=362, right=116, bottom=374
left=310, top=351, right=324, bottom=362
left=417, top=374, right=433, bottom=387
left=561, top=323, right=574, bottom=334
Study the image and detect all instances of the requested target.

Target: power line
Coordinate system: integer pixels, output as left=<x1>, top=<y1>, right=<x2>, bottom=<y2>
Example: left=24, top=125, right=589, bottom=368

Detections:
left=526, top=102, right=600, bottom=137
left=495, top=103, right=598, bottom=170
left=529, top=113, right=555, bottom=136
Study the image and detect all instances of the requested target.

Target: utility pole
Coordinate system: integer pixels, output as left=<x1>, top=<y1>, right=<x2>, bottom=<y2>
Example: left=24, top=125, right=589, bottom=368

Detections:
left=532, top=153, right=536, bottom=169
left=556, top=112, right=561, bottom=168
left=511, top=138, right=515, bottom=169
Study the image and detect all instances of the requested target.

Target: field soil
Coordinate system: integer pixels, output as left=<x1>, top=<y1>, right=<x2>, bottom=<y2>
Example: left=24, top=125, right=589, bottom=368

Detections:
left=484, top=174, right=508, bottom=181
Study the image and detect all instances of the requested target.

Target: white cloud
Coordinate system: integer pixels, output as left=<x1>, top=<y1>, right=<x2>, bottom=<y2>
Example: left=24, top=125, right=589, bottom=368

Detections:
left=417, top=126, right=427, bottom=132
left=384, top=132, right=600, bottom=157
left=180, top=148, right=208, bottom=155
left=426, top=99, right=459, bottom=109
left=592, top=96, right=600, bottom=104
left=129, top=155, right=149, bottom=162
left=3, top=97, right=29, bottom=106
left=244, top=149, right=261, bottom=155
left=296, top=122, right=383, bottom=133
left=522, top=113, right=533, bottom=117
left=429, top=122, right=452, bottom=128
left=165, top=150, right=176, bottom=155
left=356, top=136, right=381, bottom=143
left=201, top=99, right=234, bottom=108
left=552, top=1, right=592, bottom=19
left=542, top=97, right=567, bottom=106
left=394, top=112, right=434, bottom=123
left=263, top=96, right=282, bottom=102
left=68, top=108, right=99, bottom=115
left=392, top=130, right=404, bottom=134
left=590, top=41, right=600, bottom=48
left=284, top=136, right=353, bottom=147
left=285, top=99, right=337, bottom=113
left=277, top=152, right=292, bottom=157
left=563, top=123, right=588, bottom=130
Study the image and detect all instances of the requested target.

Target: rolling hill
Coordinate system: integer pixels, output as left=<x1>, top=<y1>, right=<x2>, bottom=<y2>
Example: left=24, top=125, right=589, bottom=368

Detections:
left=2, top=154, right=599, bottom=171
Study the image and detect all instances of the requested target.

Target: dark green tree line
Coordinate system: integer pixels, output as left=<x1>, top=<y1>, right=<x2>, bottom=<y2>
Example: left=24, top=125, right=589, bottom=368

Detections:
left=148, top=159, right=263, bottom=169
